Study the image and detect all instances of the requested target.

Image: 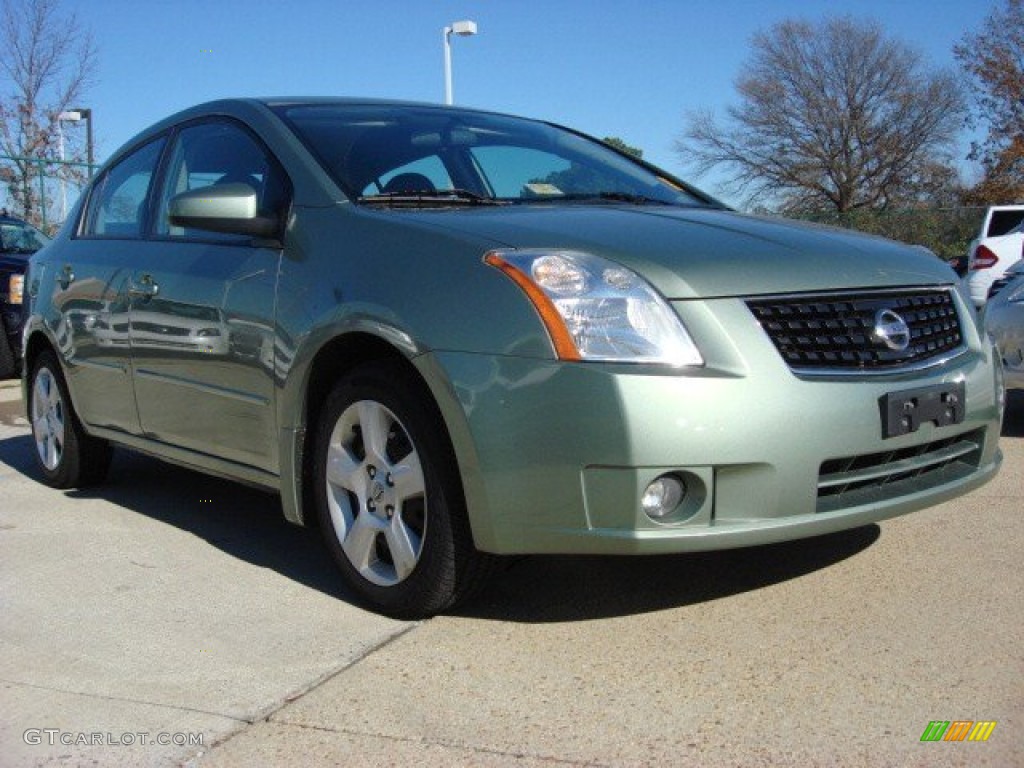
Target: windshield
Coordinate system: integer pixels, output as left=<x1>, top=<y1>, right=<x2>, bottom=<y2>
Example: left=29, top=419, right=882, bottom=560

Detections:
left=272, top=104, right=714, bottom=208
left=0, top=221, right=50, bottom=253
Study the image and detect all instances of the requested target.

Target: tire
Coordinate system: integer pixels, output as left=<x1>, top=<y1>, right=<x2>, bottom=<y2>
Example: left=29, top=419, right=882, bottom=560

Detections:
left=28, top=350, right=113, bottom=488
left=0, top=321, right=15, bottom=379
left=312, top=360, right=494, bottom=619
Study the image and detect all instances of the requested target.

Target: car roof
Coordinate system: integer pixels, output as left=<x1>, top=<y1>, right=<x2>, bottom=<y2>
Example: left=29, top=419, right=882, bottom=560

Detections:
left=134, top=96, right=522, bottom=133
left=102, top=97, right=530, bottom=174
left=258, top=96, right=450, bottom=109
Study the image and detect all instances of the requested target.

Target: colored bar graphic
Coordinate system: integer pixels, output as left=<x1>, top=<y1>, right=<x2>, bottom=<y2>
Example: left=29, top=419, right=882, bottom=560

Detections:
left=920, top=720, right=997, bottom=742
left=944, top=721, right=973, bottom=741
left=921, top=721, right=949, bottom=741
left=968, top=722, right=997, bottom=742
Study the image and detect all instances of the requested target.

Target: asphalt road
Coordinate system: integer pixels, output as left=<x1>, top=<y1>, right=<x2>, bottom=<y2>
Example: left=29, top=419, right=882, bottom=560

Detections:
left=1, top=378, right=1021, bottom=767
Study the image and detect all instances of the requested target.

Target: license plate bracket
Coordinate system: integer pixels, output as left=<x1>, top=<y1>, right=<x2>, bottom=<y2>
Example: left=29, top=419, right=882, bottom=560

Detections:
left=879, top=382, right=965, bottom=439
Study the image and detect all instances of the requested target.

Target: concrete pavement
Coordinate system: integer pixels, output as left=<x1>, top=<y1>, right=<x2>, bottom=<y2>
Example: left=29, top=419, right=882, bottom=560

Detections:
left=1, top=377, right=1022, bottom=766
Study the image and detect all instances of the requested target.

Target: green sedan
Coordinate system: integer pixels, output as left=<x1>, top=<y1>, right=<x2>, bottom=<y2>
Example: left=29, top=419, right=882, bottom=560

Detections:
left=23, top=99, right=1003, bottom=618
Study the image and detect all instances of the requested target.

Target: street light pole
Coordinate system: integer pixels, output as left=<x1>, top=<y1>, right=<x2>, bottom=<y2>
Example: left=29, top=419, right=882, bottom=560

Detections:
left=57, top=118, right=67, bottom=221
left=71, top=107, right=94, bottom=176
left=443, top=20, right=478, bottom=105
left=57, top=110, right=87, bottom=221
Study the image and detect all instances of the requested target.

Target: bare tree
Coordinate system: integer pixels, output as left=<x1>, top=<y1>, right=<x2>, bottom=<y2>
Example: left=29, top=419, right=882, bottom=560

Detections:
left=678, top=17, right=964, bottom=213
left=0, top=0, right=96, bottom=227
left=955, top=0, right=1024, bottom=203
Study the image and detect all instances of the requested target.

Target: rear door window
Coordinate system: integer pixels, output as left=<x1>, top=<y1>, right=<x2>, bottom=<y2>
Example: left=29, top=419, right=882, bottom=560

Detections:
left=82, top=138, right=166, bottom=238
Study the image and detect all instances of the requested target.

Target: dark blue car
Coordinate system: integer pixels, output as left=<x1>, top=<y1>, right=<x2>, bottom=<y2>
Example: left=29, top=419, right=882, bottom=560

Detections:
left=1, top=213, right=50, bottom=378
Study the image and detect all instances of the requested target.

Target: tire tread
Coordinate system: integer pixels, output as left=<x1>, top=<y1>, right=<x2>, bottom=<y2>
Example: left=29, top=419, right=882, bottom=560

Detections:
left=313, top=359, right=494, bottom=619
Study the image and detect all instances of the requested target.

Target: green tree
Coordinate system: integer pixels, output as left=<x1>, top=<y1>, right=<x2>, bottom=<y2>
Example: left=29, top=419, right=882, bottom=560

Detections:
left=531, top=136, right=645, bottom=195
left=602, top=136, right=643, bottom=159
left=679, top=16, right=964, bottom=213
left=954, top=0, right=1024, bottom=203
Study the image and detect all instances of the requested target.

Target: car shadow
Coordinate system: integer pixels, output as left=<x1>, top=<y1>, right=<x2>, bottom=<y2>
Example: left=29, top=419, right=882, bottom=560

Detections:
left=454, top=526, right=880, bottom=623
left=0, top=433, right=353, bottom=603
left=0, top=431, right=884, bottom=622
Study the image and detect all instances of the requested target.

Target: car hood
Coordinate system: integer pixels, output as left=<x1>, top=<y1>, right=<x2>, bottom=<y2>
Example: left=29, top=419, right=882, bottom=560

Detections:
left=397, top=205, right=955, bottom=299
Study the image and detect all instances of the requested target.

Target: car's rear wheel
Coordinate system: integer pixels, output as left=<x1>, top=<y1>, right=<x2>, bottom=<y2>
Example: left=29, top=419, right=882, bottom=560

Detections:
left=28, top=351, right=112, bottom=488
left=313, top=361, right=493, bottom=619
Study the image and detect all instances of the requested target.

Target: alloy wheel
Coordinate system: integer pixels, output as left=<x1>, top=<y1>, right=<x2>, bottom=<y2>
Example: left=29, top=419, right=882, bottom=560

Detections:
left=324, top=399, right=427, bottom=587
left=32, top=367, right=66, bottom=471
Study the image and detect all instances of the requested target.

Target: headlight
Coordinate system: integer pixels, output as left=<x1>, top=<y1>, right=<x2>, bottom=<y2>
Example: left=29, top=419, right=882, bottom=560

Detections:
left=485, top=249, right=703, bottom=366
left=8, top=274, right=24, bottom=305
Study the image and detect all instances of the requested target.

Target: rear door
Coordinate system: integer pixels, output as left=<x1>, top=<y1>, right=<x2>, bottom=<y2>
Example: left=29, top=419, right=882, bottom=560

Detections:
left=53, top=136, right=167, bottom=434
left=128, top=119, right=290, bottom=472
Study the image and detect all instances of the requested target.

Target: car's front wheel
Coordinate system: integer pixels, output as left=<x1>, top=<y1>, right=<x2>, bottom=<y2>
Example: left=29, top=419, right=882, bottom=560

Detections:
left=0, top=320, right=16, bottom=379
left=28, top=351, right=112, bottom=488
left=313, top=361, right=492, bottom=619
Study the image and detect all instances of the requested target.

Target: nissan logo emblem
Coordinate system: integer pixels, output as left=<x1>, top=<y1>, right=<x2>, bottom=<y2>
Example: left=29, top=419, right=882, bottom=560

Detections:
left=873, top=308, right=911, bottom=352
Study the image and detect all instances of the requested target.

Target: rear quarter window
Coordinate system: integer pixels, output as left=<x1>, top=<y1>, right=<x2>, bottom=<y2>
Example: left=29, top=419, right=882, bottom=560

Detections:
left=987, top=209, right=1024, bottom=237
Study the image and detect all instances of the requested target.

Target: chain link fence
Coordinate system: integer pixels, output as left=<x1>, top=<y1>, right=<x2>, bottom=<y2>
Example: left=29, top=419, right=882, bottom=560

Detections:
left=0, top=154, right=99, bottom=235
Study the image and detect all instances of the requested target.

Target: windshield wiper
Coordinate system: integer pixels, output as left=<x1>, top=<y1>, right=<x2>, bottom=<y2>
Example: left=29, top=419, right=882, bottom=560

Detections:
left=576, top=192, right=677, bottom=205
left=358, top=188, right=505, bottom=207
left=516, top=192, right=676, bottom=206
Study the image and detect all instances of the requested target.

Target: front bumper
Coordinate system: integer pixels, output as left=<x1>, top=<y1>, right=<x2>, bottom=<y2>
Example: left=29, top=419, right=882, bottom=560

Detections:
left=418, top=297, right=1003, bottom=555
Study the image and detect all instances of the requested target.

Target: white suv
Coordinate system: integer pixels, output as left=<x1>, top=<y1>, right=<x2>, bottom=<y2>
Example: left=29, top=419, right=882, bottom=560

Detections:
left=964, top=205, right=1024, bottom=307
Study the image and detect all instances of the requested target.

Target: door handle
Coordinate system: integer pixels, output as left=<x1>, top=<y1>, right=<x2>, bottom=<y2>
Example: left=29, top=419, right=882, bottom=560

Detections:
left=128, top=274, right=159, bottom=300
left=58, top=264, right=75, bottom=290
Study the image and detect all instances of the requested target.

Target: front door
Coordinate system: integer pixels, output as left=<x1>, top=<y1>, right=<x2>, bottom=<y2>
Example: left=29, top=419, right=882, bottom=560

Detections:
left=128, top=120, right=289, bottom=472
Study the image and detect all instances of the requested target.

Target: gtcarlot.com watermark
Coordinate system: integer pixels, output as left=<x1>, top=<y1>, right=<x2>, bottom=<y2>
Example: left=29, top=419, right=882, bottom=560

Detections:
left=24, top=729, right=203, bottom=747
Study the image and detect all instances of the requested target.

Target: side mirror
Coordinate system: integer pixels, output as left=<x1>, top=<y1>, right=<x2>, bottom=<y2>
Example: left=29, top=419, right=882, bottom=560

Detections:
left=167, top=183, right=280, bottom=240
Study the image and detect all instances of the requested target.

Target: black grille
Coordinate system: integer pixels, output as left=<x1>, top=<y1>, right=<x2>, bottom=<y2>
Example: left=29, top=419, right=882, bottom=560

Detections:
left=746, top=289, right=963, bottom=372
left=817, top=430, right=984, bottom=513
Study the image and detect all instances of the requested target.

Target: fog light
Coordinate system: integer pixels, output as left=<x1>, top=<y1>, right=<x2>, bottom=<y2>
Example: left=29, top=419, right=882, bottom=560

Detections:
left=641, top=475, right=686, bottom=520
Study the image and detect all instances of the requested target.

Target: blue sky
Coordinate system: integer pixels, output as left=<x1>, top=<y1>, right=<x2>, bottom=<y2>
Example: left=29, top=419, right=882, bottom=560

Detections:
left=57, top=0, right=984, bottom=207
